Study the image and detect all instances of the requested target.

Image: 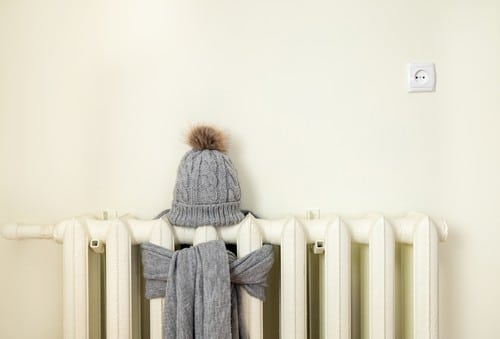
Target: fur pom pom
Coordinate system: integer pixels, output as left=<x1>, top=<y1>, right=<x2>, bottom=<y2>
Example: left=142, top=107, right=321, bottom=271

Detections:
left=187, top=125, right=227, bottom=153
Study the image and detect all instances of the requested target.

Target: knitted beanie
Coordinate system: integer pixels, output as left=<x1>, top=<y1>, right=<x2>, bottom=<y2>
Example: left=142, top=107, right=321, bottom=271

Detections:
left=167, top=125, right=245, bottom=227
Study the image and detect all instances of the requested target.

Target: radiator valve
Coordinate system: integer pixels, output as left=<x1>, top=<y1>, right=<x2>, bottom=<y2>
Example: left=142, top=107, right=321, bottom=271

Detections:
left=313, top=240, right=325, bottom=254
left=90, top=239, right=105, bottom=253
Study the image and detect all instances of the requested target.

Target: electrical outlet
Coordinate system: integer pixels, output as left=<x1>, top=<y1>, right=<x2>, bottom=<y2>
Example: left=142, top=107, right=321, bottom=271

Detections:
left=408, top=63, right=436, bottom=92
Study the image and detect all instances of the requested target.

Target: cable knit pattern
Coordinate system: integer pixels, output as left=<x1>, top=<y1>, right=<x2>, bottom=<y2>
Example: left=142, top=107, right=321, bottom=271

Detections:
left=168, top=149, right=244, bottom=227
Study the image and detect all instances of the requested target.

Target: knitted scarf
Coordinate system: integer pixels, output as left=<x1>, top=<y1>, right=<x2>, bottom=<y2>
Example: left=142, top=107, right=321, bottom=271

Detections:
left=141, top=241, right=274, bottom=339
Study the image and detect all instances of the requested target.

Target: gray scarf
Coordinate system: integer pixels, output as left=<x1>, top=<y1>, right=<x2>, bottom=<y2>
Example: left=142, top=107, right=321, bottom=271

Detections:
left=141, top=241, right=274, bottom=339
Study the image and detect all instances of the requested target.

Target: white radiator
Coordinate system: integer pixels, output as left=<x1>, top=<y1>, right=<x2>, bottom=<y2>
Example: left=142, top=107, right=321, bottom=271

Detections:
left=2, top=212, right=447, bottom=339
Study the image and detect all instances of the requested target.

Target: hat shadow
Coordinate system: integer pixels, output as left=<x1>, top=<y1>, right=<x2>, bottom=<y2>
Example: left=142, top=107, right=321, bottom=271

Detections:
left=227, top=135, right=259, bottom=218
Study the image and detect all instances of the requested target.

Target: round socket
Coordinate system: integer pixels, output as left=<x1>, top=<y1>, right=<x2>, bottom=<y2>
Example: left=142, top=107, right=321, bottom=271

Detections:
left=414, top=69, right=429, bottom=84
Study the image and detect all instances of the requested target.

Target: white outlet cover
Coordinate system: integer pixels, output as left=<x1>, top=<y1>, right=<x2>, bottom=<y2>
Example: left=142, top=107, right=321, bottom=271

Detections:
left=408, top=63, right=436, bottom=92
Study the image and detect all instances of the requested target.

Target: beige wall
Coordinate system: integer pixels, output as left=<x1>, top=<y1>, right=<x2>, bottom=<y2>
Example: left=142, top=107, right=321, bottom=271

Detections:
left=1, top=0, right=499, bottom=338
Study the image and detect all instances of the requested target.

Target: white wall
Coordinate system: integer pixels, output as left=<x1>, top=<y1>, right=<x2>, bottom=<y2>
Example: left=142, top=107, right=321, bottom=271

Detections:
left=1, top=0, right=499, bottom=338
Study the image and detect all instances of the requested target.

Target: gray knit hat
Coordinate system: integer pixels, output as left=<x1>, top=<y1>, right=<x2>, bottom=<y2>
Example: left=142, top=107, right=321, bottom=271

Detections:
left=167, top=125, right=245, bottom=227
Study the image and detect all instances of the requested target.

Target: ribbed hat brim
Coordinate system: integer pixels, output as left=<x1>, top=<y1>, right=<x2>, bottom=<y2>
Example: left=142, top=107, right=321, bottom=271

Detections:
left=167, top=201, right=244, bottom=227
